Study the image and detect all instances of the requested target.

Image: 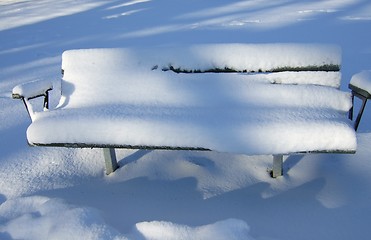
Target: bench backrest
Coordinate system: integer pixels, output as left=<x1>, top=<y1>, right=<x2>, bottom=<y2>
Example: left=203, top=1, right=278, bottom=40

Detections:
left=59, top=44, right=342, bottom=109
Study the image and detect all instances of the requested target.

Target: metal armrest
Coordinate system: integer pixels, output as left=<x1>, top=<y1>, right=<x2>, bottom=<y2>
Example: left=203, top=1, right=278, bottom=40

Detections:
left=349, top=70, right=371, bottom=131
left=12, top=80, right=53, bottom=121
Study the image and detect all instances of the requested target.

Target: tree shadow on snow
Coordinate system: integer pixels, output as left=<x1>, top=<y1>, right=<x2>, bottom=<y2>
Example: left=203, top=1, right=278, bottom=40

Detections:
left=36, top=173, right=366, bottom=240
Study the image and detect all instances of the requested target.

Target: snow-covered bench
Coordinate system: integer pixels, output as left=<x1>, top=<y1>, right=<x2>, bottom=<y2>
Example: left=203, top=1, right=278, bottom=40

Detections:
left=12, top=44, right=358, bottom=177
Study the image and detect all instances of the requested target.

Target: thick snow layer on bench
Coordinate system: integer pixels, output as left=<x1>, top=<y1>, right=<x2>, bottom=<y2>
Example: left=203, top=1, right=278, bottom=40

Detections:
left=61, top=44, right=342, bottom=85
left=26, top=46, right=356, bottom=155
left=350, top=70, right=371, bottom=94
left=29, top=103, right=355, bottom=154
left=148, top=43, right=342, bottom=73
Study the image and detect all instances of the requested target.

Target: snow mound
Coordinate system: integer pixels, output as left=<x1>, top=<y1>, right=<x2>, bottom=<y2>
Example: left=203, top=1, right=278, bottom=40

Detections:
left=0, top=196, right=125, bottom=240
left=133, top=219, right=253, bottom=240
left=0, top=196, right=253, bottom=240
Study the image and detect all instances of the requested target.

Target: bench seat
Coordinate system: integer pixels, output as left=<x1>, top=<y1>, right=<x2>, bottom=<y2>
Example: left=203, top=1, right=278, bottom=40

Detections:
left=28, top=70, right=356, bottom=155
left=29, top=104, right=355, bottom=155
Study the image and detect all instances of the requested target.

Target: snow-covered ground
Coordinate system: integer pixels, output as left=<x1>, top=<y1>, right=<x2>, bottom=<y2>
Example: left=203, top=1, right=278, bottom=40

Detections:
left=0, top=0, right=371, bottom=239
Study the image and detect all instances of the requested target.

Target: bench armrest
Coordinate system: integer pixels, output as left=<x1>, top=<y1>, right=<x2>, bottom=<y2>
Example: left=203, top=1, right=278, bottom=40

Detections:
left=348, top=70, right=371, bottom=130
left=349, top=70, right=371, bottom=98
left=12, top=79, right=53, bottom=100
left=12, top=80, right=54, bottom=121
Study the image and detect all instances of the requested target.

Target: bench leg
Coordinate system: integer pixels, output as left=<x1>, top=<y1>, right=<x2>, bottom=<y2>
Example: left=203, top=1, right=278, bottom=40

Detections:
left=354, top=97, right=368, bottom=131
left=349, top=92, right=354, bottom=120
left=272, top=155, right=283, bottom=178
left=103, top=148, right=119, bottom=175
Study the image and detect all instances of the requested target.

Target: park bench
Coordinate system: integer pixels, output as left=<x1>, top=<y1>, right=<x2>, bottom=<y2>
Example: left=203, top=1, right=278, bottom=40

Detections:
left=12, top=43, right=359, bottom=177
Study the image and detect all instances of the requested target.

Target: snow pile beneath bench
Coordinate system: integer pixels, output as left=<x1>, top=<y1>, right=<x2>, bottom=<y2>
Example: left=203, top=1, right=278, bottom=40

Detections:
left=0, top=196, right=252, bottom=240
left=27, top=46, right=356, bottom=155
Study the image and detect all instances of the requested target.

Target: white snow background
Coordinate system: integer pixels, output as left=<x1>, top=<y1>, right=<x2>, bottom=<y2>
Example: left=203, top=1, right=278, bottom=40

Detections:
left=0, top=0, right=371, bottom=239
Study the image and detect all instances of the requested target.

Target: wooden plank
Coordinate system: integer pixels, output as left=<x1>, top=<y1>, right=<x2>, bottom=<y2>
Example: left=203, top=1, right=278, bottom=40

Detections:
left=163, top=64, right=340, bottom=74
left=30, top=142, right=356, bottom=154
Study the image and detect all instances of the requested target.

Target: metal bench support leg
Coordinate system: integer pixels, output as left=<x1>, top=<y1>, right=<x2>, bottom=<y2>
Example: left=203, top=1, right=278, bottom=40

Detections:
left=272, top=154, right=283, bottom=178
left=349, top=93, right=354, bottom=120
left=103, top=148, right=119, bottom=175
left=354, top=97, right=368, bottom=131
left=43, top=90, right=50, bottom=110
left=21, top=97, right=33, bottom=121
